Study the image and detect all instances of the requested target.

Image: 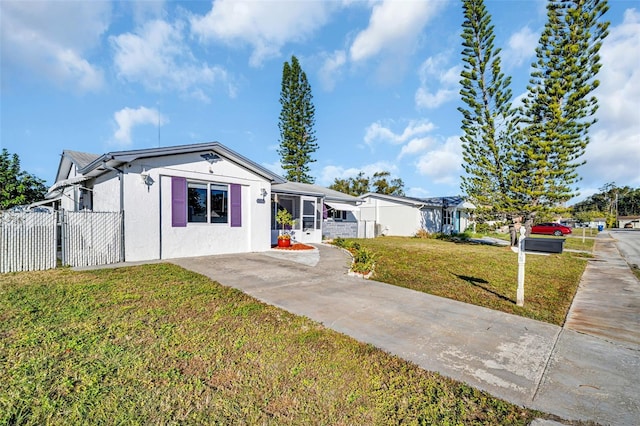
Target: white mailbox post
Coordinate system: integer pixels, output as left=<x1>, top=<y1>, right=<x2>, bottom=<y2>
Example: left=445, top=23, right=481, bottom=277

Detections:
left=517, top=227, right=526, bottom=307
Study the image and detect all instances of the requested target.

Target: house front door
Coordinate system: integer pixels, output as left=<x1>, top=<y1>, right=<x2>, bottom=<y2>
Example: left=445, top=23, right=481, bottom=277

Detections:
left=297, top=196, right=321, bottom=243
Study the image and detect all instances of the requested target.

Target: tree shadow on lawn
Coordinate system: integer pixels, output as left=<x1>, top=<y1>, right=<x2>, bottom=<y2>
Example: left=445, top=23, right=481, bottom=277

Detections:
left=439, top=237, right=511, bottom=248
left=452, top=272, right=515, bottom=304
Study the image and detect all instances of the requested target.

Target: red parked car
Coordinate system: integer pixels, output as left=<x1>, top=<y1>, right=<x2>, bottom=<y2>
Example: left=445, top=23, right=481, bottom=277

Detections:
left=531, top=222, right=572, bottom=236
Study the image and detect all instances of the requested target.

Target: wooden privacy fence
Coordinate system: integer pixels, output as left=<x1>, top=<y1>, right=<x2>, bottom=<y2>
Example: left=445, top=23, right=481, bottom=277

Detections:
left=0, top=211, right=57, bottom=273
left=0, top=210, right=123, bottom=273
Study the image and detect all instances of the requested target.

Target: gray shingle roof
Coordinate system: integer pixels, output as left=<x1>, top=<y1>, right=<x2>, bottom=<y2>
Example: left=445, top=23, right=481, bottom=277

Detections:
left=63, top=150, right=101, bottom=169
left=272, top=181, right=361, bottom=203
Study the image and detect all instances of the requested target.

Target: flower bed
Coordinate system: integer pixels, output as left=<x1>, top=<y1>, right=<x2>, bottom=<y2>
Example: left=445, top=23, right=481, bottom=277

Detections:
left=272, top=243, right=315, bottom=251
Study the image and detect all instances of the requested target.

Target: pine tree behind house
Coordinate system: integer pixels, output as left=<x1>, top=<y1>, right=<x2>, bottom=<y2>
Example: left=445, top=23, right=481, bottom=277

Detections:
left=278, top=55, right=318, bottom=183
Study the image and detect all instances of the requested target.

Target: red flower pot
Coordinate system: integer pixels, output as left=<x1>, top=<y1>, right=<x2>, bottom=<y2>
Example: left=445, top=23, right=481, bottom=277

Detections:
left=277, top=238, right=291, bottom=248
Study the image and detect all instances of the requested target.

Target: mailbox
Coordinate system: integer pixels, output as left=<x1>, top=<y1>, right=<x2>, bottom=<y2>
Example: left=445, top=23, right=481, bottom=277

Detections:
left=523, top=237, right=565, bottom=254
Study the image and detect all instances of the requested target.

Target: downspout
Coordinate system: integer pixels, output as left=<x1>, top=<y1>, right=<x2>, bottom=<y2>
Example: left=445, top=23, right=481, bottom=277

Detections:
left=103, top=162, right=125, bottom=260
left=158, top=176, right=162, bottom=260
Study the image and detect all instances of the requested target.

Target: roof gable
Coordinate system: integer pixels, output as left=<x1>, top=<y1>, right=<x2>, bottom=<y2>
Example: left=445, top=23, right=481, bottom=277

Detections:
left=53, top=142, right=286, bottom=184
left=54, top=150, right=101, bottom=182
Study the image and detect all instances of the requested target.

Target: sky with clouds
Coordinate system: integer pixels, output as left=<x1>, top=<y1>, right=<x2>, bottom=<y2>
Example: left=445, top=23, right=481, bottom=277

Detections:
left=1, top=0, right=638, bottom=203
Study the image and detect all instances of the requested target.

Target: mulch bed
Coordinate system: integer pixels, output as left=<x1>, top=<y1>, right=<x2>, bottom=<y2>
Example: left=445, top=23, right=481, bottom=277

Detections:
left=272, top=243, right=315, bottom=251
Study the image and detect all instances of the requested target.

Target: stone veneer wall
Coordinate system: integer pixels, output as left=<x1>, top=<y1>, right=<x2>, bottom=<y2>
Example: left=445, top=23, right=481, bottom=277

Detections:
left=323, top=221, right=358, bottom=239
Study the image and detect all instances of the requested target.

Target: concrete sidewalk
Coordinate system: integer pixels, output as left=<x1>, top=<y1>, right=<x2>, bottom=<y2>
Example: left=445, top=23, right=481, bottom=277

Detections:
left=170, top=234, right=640, bottom=425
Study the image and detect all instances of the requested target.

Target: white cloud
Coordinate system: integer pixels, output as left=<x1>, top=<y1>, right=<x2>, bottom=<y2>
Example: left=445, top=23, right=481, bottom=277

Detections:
left=319, top=50, right=347, bottom=91
left=398, top=137, right=435, bottom=159
left=364, top=119, right=436, bottom=147
left=111, top=19, right=233, bottom=100
left=129, top=0, right=167, bottom=24
left=319, top=162, right=398, bottom=186
left=349, top=0, right=444, bottom=63
left=415, top=135, right=462, bottom=185
left=415, top=53, right=461, bottom=109
left=112, top=106, right=167, bottom=146
left=503, top=26, right=538, bottom=68
left=190, top=0, right=335, bottom=66
left=0, top=1, right=109, bottom=92
left=581, top=8, right=640, bottom=190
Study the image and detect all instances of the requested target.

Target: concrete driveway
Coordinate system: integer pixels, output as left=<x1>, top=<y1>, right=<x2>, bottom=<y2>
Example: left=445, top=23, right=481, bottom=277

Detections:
left=170, top=234, right=640, bottom=425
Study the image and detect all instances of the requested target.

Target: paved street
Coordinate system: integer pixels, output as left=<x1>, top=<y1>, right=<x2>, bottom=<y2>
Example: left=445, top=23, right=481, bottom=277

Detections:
left=609, top=229, right=640, bottom=268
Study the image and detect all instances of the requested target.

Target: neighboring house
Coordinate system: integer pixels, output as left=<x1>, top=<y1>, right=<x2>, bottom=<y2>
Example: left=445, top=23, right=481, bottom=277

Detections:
left=47, top=142, right=290, bottom=261
left=618, top=216, right=640, bottom=229
left=271, top=181, right=361, bottom=241
left=358, top=193, right=475, bottom=237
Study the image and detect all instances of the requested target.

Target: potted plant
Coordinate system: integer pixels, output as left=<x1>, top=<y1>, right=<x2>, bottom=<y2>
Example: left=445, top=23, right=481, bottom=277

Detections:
left=276, top=209, right=295, bottom=248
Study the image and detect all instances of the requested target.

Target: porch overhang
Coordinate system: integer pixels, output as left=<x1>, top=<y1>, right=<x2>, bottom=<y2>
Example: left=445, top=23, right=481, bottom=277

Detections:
left=325, top=201, right=359, bottom=212
left=46, top=175, right=91, bottom=198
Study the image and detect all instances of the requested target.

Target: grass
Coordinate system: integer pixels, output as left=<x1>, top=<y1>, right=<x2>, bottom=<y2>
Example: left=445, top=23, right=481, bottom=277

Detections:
left=353, top=236, right=589, bottom=325
left=0, top=264, right=555, bottom=425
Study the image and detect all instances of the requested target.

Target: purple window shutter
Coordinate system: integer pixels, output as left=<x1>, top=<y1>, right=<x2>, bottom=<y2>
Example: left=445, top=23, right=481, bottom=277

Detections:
left=230, top=184, right=242, bottom=227
left=171, top=176, right=187, bottom=227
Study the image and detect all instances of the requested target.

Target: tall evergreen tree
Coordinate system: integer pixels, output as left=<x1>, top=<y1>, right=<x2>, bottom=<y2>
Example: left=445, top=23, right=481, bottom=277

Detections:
left=515, top=0, right=609, bottom=228
left=278, top=55, right=318, bottom=183
left=458, top=0, right=516, bottom=218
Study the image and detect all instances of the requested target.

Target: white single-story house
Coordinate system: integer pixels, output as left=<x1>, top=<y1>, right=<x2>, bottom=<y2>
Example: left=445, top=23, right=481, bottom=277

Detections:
left=47, top=142, right=296, bottom=261
left=357, top=193, right=475, bottom=237
left=46, top=142, right=363, bottom=262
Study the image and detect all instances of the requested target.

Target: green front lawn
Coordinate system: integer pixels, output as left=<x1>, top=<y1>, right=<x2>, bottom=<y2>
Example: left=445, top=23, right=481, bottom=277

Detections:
left=1, top=265, right=552, bottom=425
left=353, top=236, right=589, bottom=325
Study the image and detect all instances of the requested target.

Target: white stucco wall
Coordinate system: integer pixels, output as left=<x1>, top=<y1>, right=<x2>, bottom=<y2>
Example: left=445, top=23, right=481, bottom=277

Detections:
left=92, top=172, right=121, bottom=211
left=421, top=208, right=441, bottom=233
left=358, top=197, right=423, bottom=237
left=111, top=152, right=273, bottom=261
left=458, top=211, right=472, bottom=233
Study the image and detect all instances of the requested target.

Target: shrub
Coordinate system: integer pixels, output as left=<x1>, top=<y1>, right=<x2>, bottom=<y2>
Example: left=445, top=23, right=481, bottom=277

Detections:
left=414, top=229, right=432, bottom=239
left=345, top=241, right=361, bottom=251
left=475, top=223, right=492, bottom=234
left=456, top=231, right=472, bottom=241
left=351, top=247, right=376, bottom=274
left=434, top=232, right=471, bottom=242
left=330, top=238, right=376, bottom=275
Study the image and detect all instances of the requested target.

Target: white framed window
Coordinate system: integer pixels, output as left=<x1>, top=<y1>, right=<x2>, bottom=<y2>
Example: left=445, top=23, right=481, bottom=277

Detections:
left=329, top=209, right=347, bottom=220
left=187, top=181, right=228, bottom=224
left=443, top=210, right=452, bottom=226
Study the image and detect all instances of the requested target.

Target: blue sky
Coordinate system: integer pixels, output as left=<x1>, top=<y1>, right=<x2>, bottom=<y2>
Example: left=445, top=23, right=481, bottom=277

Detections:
left=1, top=0, right=638, bottom=203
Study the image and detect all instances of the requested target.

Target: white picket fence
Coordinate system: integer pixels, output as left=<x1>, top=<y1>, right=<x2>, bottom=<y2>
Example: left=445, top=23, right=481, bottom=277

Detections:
left=0, top=210, right=123, bottom=273
left=0, top=211, right=57, bottom=273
